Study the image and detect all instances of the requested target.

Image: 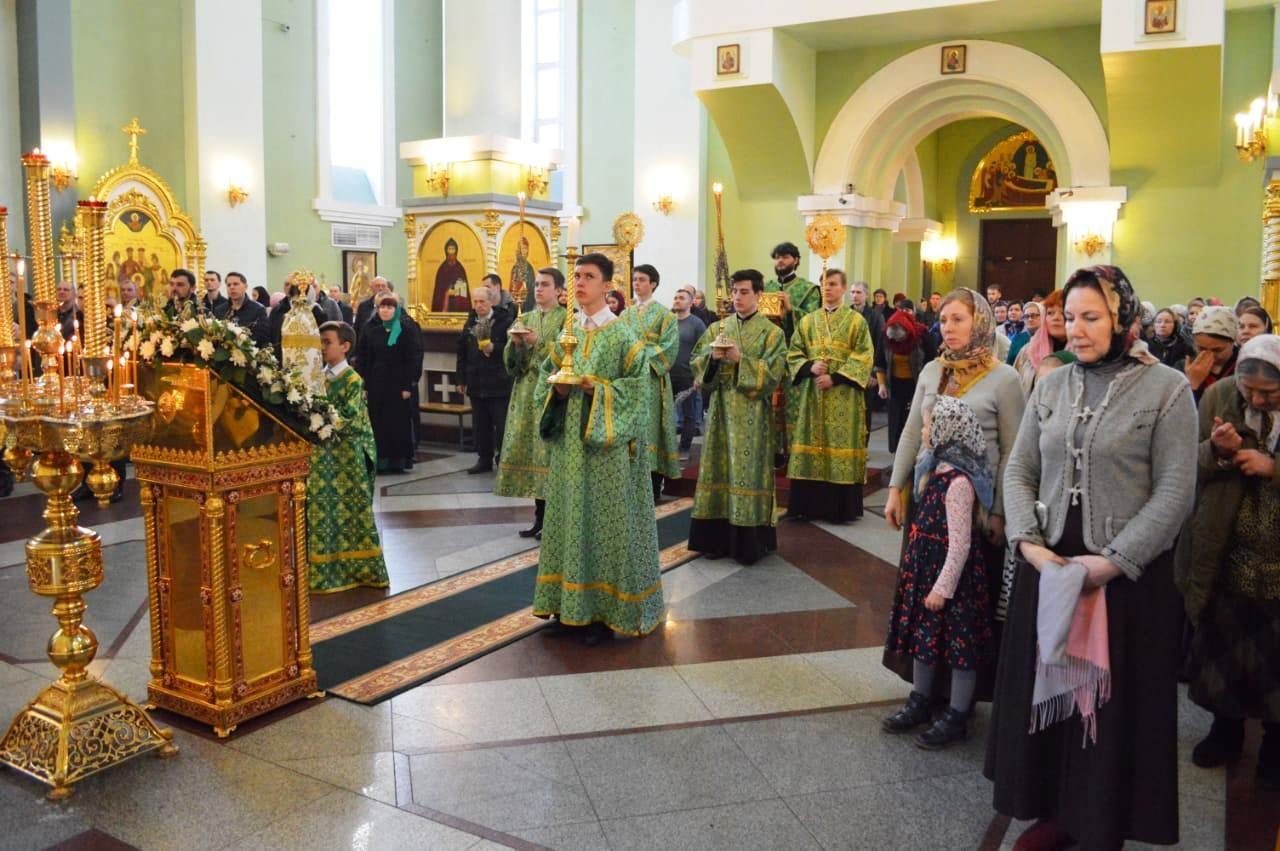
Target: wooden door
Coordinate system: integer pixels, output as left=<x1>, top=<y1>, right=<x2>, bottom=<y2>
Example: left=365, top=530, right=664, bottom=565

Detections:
left=979, top=218, right=1058, bottom=302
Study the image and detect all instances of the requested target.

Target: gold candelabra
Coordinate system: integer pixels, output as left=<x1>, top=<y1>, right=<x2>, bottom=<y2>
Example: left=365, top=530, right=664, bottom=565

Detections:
left=0, top=151, right=174, bottom=800
left=547, top=245, right=582, bottom=385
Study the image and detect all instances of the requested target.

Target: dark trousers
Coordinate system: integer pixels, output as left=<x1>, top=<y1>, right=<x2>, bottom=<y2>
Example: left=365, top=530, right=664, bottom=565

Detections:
left=887, top=377, right=916, bottom=454
left=471, top=395, right=509, bottom=465
left=673, top=377, right=700, bottom=451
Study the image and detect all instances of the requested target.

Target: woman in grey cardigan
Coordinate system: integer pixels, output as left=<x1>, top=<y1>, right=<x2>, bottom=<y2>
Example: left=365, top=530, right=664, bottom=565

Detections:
left=985, top=266, right=1197, bottom=850
left=882, top=288, right=1024, bottom=703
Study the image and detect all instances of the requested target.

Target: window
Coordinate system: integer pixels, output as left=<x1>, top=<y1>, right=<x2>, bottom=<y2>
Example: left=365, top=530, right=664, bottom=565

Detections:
left=315, top=0, right=400, bottom=227
left=524, top=0, right=562, bottom=149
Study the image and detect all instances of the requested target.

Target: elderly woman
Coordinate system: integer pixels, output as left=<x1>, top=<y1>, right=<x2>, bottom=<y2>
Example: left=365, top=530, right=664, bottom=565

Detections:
left=884, top=288, right=1024, bottom=695
left=1187, top=306, right=1239, bottom=402
left=1182, top=334, right=1280, bottom=787
left=1012, top=289, right=1066, bottom=395
left=1148, top=307, right=1192, bottom=370
left=986, top=266, right=1197, bottom=850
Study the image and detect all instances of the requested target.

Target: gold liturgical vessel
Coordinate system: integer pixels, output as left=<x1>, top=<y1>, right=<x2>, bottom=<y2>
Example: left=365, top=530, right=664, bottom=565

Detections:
left=132, top=364, right=319, bottom=737
left=0, top=153, right=176, bottom=800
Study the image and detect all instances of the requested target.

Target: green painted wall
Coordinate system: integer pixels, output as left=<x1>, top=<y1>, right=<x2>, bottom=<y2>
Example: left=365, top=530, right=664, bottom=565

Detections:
left=262, top=0, right=443, bottom=292
left=72, top=0, right=187, bottom=205
left=579, top=0, right=634, bottom=244
left=1110, top=8, right=1271, bottom=304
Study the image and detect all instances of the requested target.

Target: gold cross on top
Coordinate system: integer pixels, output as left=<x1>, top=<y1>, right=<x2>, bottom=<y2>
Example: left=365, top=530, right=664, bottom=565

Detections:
left=121, top=117, right=147, bottom=163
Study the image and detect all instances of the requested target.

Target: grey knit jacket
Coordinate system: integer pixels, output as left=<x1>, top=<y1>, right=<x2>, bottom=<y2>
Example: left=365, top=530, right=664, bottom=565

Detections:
left=1002, top=359, right=1198, bottom=580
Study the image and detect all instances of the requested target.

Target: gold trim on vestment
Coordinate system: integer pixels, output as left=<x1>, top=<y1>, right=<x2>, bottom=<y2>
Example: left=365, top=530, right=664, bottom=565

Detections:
left=790, top=445, right=868, bottom=458
left=311, top=546, right=384, bottom=564
left=535, top=573, right=663, bottom=603
left=694, top=481, right=773, bottom=497
left=281, top=334, right=321, bottom=349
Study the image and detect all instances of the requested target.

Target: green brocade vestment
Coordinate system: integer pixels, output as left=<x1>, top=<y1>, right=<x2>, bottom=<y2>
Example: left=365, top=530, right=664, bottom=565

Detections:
left=532, top=317, right=664, bottom=636
left=622, top=300, right=681, bottom=478
left=495, top=305, right=567, bottom=499
left=765, top=275, right=821, bottom=447
left=308, top=368, right=389, bottom=593
left=785, top=306, right=874, bottom=485
left=690, top=313, right=788, bottom=527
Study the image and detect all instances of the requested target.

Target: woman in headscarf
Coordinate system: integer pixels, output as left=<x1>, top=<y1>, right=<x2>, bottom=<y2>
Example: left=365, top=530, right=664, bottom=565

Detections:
left=1182, top=334, right=1280, bottom=788
left=883, top=288, right=1025, bottom=700
left=355, top=294, right=419, bottom=473
left=1011, top=289, right=1067, bottom=395
left=987, top=266, right=1198, bottom=850
left=1238, top=304, right=1273, bottom=345
left=1148, top=307, right=1192, bottom=370
left=877, top=298, right=936, bottom=453
left=1187, top=305, right=1239, bottom=402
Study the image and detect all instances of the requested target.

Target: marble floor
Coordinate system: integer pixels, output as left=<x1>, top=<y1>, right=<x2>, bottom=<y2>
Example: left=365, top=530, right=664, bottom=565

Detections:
left=0, top=423, right=1263, bottom=849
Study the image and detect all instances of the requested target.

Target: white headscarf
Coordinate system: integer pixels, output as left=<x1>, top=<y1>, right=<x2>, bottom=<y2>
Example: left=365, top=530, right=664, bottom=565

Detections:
left=1239, top=334, right=1280, bottom=452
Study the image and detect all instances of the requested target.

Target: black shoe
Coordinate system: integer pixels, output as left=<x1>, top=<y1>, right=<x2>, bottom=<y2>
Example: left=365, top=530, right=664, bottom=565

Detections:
left=916, top=707, right=970, bottom=750
left=519, top=523, right=543, bottom=539
left=780, top=511, right=806, bottom=522
left=535, top=530, right=542, bottom=541
left=467, top=462, right=493, bottom=474
left=1191, top=716, right=1245, bottom=768
left=1257, top=723, right=1280, bottom=787
left=583, top=622, right=613, bottom=646
left=882, top=691, right=933, bottom=734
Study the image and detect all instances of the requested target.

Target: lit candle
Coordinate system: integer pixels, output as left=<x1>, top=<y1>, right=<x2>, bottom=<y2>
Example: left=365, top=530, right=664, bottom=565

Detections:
left=130, top=308, right=139, bottom=392
left=57, top=341, right=65, bottom=410
left=106, top=358, right=114, bottom=405
left=112, top=304, right=123, bottom=371
left=23, top=340, right=32, bottom=388
left=567, top=216, right=581, bottom=250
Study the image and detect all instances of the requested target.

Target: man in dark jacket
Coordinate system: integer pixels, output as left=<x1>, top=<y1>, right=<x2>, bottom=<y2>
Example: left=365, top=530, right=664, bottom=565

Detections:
left=456, top=287, right=513, bottom=474
left=215, top=271, right=270, bottom=346
left=202, top=271, right=229, bottom=316
left=355, top=276, right=391, bottom=336
left=329, top=287, right=355, bottom=324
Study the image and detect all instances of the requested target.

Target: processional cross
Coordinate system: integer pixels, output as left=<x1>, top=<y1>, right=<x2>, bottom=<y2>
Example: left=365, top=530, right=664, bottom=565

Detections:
left=122, top=117, right=147, bottom=164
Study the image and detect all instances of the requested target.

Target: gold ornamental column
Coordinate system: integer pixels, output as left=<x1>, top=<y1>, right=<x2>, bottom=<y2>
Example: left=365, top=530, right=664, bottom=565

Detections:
left=477, top=210, right=503, bottom=275
left=403, top=214, right=418, bottom=303
left=1261, top=180, right=1280, bottom=318
left=0, top=206, right=15, bottom=394
left=189, top=235, right=208, bottom=303
left=22, top=152, right=61, bottom=395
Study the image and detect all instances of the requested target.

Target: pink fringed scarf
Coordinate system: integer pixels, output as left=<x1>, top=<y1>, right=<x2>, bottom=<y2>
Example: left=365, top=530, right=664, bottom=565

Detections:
left=1031, top=561, right=1111, bottom=746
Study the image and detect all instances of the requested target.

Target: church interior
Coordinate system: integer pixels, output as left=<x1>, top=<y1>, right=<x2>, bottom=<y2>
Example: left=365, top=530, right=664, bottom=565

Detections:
left=1, top=0, right=1279, bottom=848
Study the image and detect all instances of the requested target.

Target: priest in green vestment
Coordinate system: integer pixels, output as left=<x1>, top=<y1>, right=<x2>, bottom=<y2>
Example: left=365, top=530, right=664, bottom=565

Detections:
left=784, top=268, right=874, bottom=523
left=622, top=263, right=681, bottom=501
left=309, top=321, right=390, bottom=593
left=688, top=269, right=789, bottom=565
left=495, top=267, right=567, bottom=539
left=532, top=252, right=664, bottom=642
left=765, top=241, right=822, bottom=464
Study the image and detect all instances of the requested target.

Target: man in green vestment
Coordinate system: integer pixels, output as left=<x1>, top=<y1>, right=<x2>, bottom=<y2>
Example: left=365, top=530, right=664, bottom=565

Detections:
left=309, top=321, right=390, bottom=592
left=622, top=263, right=681, bottom=502
left=495, top=267, right=567, bottom=539
left=688, top=269, right=788, bottom=565
left=532, top=253, right=664, bottom=643
left=783, top=268, right=874, bottom=524
left=765, top=241, right=821, bottom=467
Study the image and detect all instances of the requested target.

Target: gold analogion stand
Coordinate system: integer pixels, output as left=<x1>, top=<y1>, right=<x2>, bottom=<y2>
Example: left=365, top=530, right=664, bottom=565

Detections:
left=0, top=154, right=175, bottom=801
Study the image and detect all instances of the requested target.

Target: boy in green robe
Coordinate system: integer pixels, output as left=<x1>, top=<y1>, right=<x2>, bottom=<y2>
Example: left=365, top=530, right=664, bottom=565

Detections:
left=784, top=268, right=874, bottom=523
left=309, top=321, right=389, bottom=593
left=622, top=263, right=681, bottom=501
left=688, top=269, right=788, bottom=565
left=533, top=253, right=663, bottom=642
left=495, top=267, right=567, bottom=538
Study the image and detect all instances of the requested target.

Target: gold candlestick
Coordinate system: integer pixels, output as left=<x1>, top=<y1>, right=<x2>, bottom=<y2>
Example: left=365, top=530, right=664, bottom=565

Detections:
left=547, top=246, right=582, bottom=386
left=22, top=151, right=55, bottom=305
left=76, top=200, right=108, bottom=358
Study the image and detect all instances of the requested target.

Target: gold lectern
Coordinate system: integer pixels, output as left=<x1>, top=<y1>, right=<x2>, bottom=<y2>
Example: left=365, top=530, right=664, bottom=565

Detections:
left=132, top=364, right=320, bottom=737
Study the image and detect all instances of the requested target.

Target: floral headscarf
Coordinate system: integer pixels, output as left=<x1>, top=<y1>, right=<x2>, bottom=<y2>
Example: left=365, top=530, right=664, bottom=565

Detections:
left=1061, top=265, right=1143, bottom=365
left=913, top=395, right=994, bottom=511
left=938, top=287, right=997, bottom=395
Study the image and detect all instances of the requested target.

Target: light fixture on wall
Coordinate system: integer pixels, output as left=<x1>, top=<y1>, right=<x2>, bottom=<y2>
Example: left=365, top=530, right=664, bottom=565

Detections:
left=525, top=166, right=549, bottom=196
left=226, top=185, right=250, bottom=208
left=46, top=143, right=79, bottom=192
left=921, top=236, right=957, bottom=273
left=215, top=158, right=252, bottom=208
left=1074, top=232, right=1108, bottom=258
left=652, top=195, right=675, bottom=216
left=1235, top=94, right=1276, bottom=162
left=426, top=162, right=451, bottom=197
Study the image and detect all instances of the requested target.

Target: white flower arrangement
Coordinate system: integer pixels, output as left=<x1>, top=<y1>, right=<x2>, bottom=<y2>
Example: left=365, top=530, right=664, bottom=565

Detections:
left=132, top=307, right=343, bottom=441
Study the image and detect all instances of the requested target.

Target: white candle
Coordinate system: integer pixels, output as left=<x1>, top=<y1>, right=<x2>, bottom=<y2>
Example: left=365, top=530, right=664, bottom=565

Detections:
left=567, top=216, right=581, bottom=250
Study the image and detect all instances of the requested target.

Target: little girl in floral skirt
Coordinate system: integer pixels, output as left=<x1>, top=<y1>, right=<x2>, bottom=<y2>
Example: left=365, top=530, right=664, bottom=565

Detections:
left=882, top=395, right=993, bottom=749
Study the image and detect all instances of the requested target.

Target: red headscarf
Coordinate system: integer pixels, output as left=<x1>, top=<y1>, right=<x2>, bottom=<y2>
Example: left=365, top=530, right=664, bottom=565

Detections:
left=885, top=308, right=925, bottom=355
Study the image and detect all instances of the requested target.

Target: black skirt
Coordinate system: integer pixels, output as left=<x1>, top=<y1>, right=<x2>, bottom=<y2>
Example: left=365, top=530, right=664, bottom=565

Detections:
left=984, top=506, right=1181, bottom=848
left=1188, top=589, right=1280, bottom=722
left=786, top=479, right=863, bottom=523
left=688, top=518, right=777, bottom=566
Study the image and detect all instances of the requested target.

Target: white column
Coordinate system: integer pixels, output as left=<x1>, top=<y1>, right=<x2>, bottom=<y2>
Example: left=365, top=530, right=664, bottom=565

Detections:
left=1046, top=187, right=1127, bottom=276
left=0, top=0, right=23, bottom=246
left=443, top=0, right=522, bottom=138
left=632, top=0, right=702, bottom=306
left=184, top=0, right=267, bottom=286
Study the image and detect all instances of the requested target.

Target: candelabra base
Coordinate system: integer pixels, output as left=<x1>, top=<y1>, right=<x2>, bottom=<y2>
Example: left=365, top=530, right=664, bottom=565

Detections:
left=0, top=677, right=177, bottom=800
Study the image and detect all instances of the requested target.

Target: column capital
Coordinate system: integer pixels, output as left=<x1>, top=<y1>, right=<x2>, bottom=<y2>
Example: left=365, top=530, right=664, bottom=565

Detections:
left=797, top=193, right=905, bottom=231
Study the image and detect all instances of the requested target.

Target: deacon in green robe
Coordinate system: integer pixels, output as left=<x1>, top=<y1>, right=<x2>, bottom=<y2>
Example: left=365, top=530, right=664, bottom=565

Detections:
left=688, top=269, right=789, bottom=565
left=765, top=241, right=822, bottom=463
left=623, top=263, right=682, bottom=500
left=495, top=267, right=568, bottom=538
left=533, top=252, right=664, bottom=642
left=784, top=268, right=874, bottom=524
left=309, top=321, right=389, bottom=593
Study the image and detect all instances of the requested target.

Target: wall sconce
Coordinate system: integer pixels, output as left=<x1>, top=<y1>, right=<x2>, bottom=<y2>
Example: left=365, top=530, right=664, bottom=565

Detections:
left=921, top=236, right=957, bottom=273
left=215, top=158, right=252, bottom=208
left=426, top=162, right=452, bottom=197
left=226, top=185, right=250, bottom=207
left=525, top=166, right=549, bottom=196
left=47, top=144, right=79, bottom=192
left=1074, top=232, right=1108, bottom=257
left=1235, top=94, right=1277, bottom=162
left=652, top=195, right=675, bottom=216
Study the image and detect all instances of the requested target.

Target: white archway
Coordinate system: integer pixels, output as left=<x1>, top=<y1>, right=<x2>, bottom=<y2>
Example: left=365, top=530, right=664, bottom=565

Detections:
left=814, top=40, right=1110, bottom=198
